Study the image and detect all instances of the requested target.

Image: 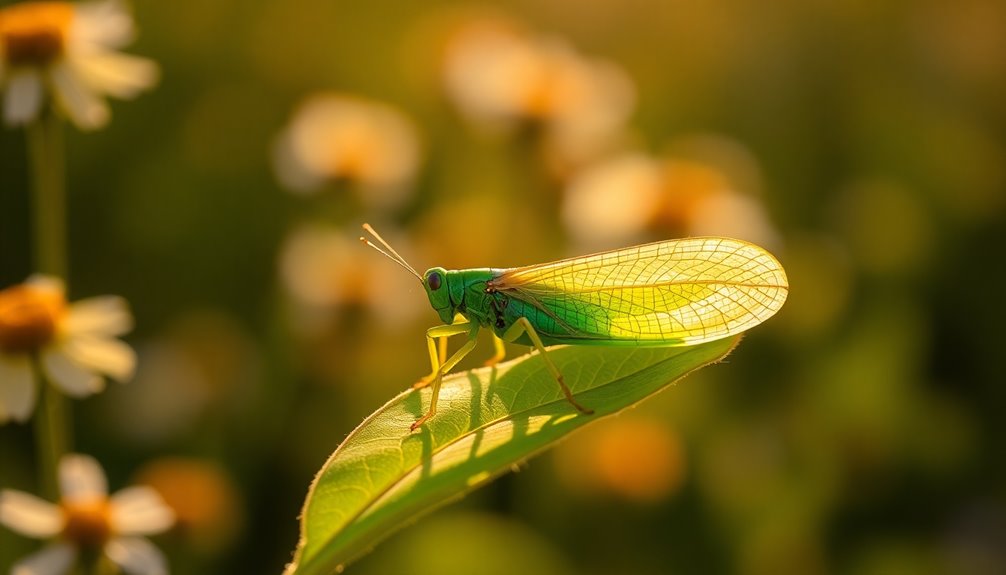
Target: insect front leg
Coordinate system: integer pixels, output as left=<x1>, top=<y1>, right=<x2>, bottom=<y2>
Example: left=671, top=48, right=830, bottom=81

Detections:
left=415, top=322, right=472, bottom=389
left=501, top=317, right=594, bottom=416
left=412, top=322, right=481, bottom=431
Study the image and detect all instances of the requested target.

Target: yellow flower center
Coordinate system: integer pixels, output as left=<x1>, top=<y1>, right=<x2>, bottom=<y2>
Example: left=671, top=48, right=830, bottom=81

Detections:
left=325, top=123, right=378, bottom=182
left=659, top=160, right=732, bottom=230
left=0, top=2, right=73, bottom=67
left=61, top=498, right=113, bottom=549
left=517, top=54, right=584, bottom=123
left=520, top=73, right=560, bottom=120
left=0, top=284, right=65, bottom=353
left=330, top=144, right=370, bottom=181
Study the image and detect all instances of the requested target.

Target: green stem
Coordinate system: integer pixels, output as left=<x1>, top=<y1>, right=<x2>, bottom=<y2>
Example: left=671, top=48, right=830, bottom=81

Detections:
left=82, top=548, right=117, bottom=575
left=27, top=109, right=68, bottom=278
left=31, top=361, right=68, bottom=500
left=27, top=110, right=72, bottom=499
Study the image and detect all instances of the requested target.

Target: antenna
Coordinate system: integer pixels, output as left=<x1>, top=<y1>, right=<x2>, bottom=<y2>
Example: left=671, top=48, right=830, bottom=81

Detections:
left=360, top=223, right=423, bottom=282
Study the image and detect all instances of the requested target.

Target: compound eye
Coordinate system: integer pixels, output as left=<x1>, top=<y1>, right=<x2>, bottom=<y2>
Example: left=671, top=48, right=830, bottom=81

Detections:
left=427, top=272, right=442, bottom=291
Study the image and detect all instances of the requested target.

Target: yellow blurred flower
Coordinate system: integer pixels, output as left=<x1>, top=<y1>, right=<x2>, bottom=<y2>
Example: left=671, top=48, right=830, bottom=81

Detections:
left=272, top=93, right=421, bottom=210
left=553, top=416, right=686, bottom=503
left=661, top=159, right=779, bottom=247
left=278, top=224, right=424, bottom=330
left=443, top=17, right=634, bottom=167
left=0, top=454, right=174, bottom=575
left=0, top=0, right=159, bottom=130
left=0, top=275, right=135, bottom=423
left=135, top=457, right=241, bottom=554
left=561, top=152, right=663, bottom=249
left=562, top=151, right=780, bottom=249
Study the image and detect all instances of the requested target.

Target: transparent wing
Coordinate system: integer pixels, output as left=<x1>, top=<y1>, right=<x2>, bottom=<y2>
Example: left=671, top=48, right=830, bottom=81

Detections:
left=492, top=237, right=788, bottom=344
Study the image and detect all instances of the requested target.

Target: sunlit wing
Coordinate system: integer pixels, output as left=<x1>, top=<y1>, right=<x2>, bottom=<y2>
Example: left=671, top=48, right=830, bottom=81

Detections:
left=491, top=237, right=788, bottom=345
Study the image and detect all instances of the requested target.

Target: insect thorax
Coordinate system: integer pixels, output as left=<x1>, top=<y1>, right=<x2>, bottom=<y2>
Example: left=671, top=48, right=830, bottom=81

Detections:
left=445, top=268, right=500, bottom=328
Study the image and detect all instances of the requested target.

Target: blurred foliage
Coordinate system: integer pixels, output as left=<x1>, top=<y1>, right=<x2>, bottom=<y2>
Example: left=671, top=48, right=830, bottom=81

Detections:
left=1, top=0, right=1004, bottom=574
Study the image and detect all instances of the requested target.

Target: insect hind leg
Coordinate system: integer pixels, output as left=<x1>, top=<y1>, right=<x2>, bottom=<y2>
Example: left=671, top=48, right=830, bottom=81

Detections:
left=501, top=317, right=594, bottom=416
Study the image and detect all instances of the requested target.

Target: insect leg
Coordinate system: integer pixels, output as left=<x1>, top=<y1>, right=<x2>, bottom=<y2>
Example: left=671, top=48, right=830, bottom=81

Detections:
left=416, top=322, right=472, bottom=389
left=438, top=336, right=449, bottom=365
left=412, top=322, right=481, bottom=431
left=483, top=334, right=506, bottom=367
left=501, top=317, right=594, bottom=415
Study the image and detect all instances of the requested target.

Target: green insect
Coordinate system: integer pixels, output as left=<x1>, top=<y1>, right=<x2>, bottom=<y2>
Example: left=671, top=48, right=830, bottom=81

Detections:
left=361, top=224, right=788, bottom=430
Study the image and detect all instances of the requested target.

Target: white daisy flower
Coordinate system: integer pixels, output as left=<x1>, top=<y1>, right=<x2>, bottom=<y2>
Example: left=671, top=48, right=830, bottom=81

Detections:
left=278, top=224, right=424, bottom=330
left=561, top=152, right=782, bottom=251
left=0, top=275, right=136, bottom=424
left=0, top=0, right=159, bottom=130
left=272, top=93, right=421, bottom=210
left=0, top=454, right=175, bottom=575
left=661, top=158, right=781, bottom=249
left=561, top=152, right=664, bottom=250
left=443, top=17, right=634, bottom=167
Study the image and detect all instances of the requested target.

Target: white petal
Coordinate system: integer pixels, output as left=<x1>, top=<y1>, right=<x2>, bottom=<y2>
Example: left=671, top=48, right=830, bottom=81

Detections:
left=41, top=348, right=104, bottom=398
left=271, top=130, right=324, bottom=193
left=3, top=71, right=44, bottom=126
left=109, top=487, right=174, bottom=535
left=11, top=543, right=76, bottom=575
left=0, top=490, right=65, bottom=538
left=104, top=537, right=168, bottom=575
left=61, top=336, right=136, bottom=383
left=59, top=454, right=108, bottom=503
left=64, top=296, right=133, bottom=337
left=72, top=0, right=136, bottom=49
left=0, top=354, right=38, bottom=423
left=48, top=61, right=110, bottom=130
left=73, top=51, right=159, bottom=99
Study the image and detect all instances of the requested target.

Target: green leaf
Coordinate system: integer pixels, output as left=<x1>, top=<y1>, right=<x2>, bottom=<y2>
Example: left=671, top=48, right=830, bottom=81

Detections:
left=285, top=337, right=740, bottom=575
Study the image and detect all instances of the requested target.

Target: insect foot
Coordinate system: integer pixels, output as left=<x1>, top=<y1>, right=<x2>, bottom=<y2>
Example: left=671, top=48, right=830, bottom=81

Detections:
left=558, top=375, right=594, bottom=415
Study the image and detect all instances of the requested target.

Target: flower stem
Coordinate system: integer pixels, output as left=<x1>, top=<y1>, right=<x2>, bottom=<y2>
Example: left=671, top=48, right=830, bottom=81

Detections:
left=81, top=548, right=117, bottom=575
left=27, top=109, right=68, bottom=278
left=27, top=109, right=72, bottom=499
left=31, top=360, right=69, bottom=499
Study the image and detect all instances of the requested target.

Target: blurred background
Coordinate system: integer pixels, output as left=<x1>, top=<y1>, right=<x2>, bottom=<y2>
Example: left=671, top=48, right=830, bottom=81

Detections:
left=1, top=0, right=1005, bottom=573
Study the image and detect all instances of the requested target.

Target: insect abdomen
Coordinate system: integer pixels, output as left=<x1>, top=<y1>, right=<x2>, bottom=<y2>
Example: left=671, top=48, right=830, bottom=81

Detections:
left=493, top=298, right=565, bottom=341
